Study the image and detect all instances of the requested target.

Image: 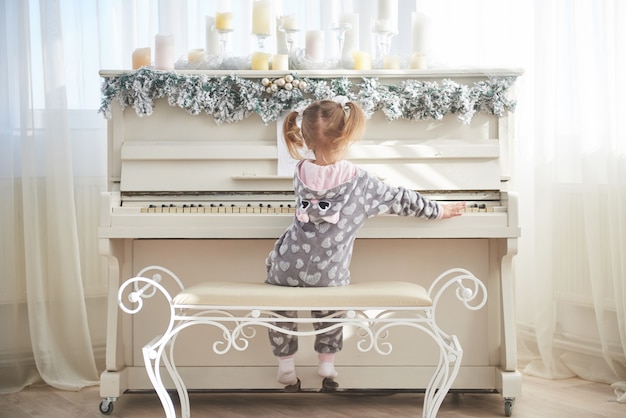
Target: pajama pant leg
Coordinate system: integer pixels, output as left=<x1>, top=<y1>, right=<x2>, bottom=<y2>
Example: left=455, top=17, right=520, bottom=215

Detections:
left=268, top=310, right=298, bottom=356
left=312, top=310, right=344, bottom=353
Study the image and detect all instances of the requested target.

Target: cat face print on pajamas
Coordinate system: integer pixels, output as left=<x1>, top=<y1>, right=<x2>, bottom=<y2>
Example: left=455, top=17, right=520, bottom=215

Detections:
left=265, top=161, right=441, bottom=288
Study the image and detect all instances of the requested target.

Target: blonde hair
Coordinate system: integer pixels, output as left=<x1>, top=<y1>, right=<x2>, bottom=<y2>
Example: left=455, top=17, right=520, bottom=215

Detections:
left=282, top=100, right=366, bottom=164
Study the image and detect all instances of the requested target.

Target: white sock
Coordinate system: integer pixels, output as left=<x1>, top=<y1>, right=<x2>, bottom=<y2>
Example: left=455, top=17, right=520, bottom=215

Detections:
left=317, top=353, right=338, bottom=379
left=277, top=355, right=298, bottom=385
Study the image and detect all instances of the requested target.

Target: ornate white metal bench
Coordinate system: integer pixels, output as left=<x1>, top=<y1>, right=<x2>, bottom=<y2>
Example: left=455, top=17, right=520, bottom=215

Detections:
left=116, top=266, right=487, bottom=418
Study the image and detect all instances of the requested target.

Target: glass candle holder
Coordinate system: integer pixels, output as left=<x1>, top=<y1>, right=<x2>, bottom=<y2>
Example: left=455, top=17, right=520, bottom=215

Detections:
left=217, top=28, right=233, bottom=56
left=331, top=22, right=351, bottom=68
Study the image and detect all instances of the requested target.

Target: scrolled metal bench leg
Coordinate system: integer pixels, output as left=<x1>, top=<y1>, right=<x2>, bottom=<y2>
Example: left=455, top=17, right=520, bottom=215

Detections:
left=143, top=325, right=193, bottom=418
left=143, top=343, right=177, bottom=418
left=422, top=332, right=463, bottom=418
left=163, top=332, right=192, bottom=418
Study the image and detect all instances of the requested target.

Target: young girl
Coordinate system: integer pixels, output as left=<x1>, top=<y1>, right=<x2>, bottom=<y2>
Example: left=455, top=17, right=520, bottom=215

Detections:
left=265, top=98, right=465, bottom=391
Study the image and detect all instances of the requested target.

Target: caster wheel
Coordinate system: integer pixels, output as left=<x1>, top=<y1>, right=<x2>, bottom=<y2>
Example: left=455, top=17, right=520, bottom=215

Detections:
left=504, top=397, right=515, bottom=417
left=99, top=399, right=114, bottom=415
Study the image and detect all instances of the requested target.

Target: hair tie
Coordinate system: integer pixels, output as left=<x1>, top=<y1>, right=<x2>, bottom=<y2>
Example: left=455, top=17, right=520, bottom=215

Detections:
left=331, top=95, right=350, bottom=116
left=331, top=95, right=350, bottom=108
left=294, top=103, right=307, bottom=129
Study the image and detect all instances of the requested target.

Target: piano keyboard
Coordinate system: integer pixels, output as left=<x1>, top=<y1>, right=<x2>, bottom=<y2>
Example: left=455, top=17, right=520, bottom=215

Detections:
left=120, top=190, right=506, bottom=215
left=123, top=202, right=506, bottom=214
left=140, top=203, right=296, bottom=214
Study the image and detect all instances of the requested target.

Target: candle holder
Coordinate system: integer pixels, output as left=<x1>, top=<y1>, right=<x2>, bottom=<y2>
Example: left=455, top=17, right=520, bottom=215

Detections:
left=373, top=19, right=397, bottom=62
left=217, top=28, right=233, bottom=56
left=279, top=26, right=300, bottom=57
left=376, top=30, right=396, bottom=59
left=331, top=22, right=351, bottom=68
left=254, top=33, right=270, bottom=51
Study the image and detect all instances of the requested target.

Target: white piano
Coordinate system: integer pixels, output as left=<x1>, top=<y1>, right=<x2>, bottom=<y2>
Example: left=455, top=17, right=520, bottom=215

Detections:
left=98, top=69, right=522, bottom=416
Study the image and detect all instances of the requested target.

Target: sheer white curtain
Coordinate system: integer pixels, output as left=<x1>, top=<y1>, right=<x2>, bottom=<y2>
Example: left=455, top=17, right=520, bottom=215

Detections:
left=1, top=0, right=624, bottom=402
left=0, top=0, right=102, bottom=392
left=512, top=1, right=626, bottom=399
left=434, top=0, right=626, bottom=399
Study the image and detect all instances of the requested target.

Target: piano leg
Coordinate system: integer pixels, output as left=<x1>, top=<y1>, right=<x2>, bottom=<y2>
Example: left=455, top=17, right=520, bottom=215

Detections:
left=495, top=237, right=521, bottom=417
left=98, top=238, right=131, bottom=414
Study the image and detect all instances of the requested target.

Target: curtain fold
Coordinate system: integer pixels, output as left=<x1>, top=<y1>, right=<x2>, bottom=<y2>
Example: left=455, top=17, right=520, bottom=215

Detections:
left=514, top=0, right=626, bottom=395
left=0, top=0, right=99, bottom=393
left=0, top=0, right=624, bottom=401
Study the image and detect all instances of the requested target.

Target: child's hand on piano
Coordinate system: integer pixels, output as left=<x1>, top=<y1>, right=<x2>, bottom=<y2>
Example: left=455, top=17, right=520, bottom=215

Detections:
left=440, top=202, right=466, bottom=219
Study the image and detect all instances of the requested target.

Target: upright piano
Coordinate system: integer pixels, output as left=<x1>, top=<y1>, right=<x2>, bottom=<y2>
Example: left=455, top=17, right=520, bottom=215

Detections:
left=98, top=69, right=522, bottom=414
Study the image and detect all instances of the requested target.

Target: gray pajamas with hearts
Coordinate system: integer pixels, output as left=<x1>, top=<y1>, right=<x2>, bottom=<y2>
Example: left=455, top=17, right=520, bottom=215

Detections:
left=265, top=163, right=442, bottom=356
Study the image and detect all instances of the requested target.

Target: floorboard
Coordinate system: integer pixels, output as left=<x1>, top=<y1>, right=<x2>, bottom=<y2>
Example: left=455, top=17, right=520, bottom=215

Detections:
left=0, top=372, right=623, bottom=418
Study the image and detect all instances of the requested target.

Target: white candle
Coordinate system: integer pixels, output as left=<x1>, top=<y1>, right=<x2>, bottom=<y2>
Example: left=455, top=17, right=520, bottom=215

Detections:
left=374, top=19, right=394, bottom=33
left=411, top=12, right=431, bottom=54
left=352, top=50, right=371, bottom=70
left=251, top=51, right=271, bottom=70
left=383, top=55, right=400, bottom=69
left=276, top=16, right=288, bottom=53
left=281, top=14, right=298, bottom=31
left=215, top=11, right=234, bottom=31
left=410, top=52, right=428, bottom=69
left=188, top=49, right=205, bottom=64
left=271, top=54, right=289, bottom=70
left=252, top=0, right=271, bottom=35
left=154, top=34, right=174, bottom=70
left=305, top=30, right=325, bottom=62
left=340, top=13, right=359, bottom=60
left=377, top=0, right=398, bottom=33
left=205, top=16, right=220, bottom=55
left=132, top=47, right=151, bottom=69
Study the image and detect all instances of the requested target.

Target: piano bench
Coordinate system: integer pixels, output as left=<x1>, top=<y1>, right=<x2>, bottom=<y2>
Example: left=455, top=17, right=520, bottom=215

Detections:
left=116, top=266, right=487, bottom=418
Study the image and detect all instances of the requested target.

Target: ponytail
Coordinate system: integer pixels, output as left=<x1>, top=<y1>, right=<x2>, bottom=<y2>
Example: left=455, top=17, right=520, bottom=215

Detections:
left=282, top=111, right=306, bottom=160
left=284, top=100, right=367, bottom=164
left=340, top=102, right=366, bottom=145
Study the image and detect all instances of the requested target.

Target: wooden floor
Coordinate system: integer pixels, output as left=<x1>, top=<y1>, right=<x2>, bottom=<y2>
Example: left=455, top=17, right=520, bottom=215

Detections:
left=0, top=372, right=623, bottom=418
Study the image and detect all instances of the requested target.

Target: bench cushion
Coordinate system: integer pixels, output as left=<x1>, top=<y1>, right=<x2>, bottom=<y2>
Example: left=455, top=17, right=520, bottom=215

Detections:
left=173, top=281, right=432, bottom=308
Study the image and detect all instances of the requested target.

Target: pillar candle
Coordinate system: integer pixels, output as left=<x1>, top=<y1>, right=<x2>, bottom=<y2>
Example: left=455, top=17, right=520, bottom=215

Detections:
left=411, top=12, right=431, bottom=54
left=305, top=30, right=324, bottom=62
left=383, top=55, right=400, bottom=69
left=271, top=54, right=289, bottom=70
left=281, top=14, right=298, bottom=30
left=340, top=13, right=359, bottom=60
left=410, top=52, right=427, bottom=69
left=374, top=19, right=393, bottom=33
left=251, top=52, right=271, bottom=70
left=132, top=47, right=151, bottom=69
left=215, top=11, right=234, bottom=31
left=188, top=49, right=205, bottom=64
left=205, top=16, right=220, bottom=55
left=154, top=34, right=174, bottom=71
left=252, top=0, right=271, bottom=35
left=352, top=50, right=371, bottom=70
left=377, top=0, right=398, bottom=33
left=276, top=16, right=288, bottom=53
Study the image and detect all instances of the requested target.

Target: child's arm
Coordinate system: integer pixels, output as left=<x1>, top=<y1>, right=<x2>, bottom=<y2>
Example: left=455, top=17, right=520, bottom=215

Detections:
left=362, top=175, right=437, bottom=219
left=362, top=173, right=464, bottom=220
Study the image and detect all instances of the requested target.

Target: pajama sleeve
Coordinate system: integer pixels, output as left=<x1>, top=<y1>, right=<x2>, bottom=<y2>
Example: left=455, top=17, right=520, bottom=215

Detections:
left=362, top=173, right=441, bottom=220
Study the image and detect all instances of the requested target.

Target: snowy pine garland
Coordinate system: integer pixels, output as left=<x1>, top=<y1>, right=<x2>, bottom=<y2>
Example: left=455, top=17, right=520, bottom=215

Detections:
left=99, top=68, right=516, bottom=125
